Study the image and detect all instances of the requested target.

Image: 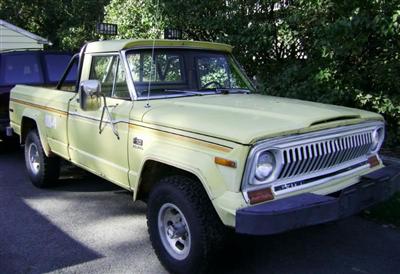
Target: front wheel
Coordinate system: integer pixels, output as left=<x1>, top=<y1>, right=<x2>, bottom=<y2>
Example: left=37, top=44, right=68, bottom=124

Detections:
left=24, top=130, right=60, bottom=188
left=147, top=176, right=226, bottom=274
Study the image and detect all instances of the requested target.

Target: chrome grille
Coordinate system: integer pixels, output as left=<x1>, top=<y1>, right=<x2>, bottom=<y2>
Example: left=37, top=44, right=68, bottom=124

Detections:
left=277, top=131, right=373, bottom=180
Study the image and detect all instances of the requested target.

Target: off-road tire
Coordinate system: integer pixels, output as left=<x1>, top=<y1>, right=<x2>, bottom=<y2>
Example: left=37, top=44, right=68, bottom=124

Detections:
left=147, top=175, right=226, bottom=274
left=24, top=130, right=60, bottom=188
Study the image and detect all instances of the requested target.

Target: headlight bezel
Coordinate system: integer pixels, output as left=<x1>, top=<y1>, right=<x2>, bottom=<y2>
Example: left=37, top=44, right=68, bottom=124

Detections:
left=370, top=126, right=385, bottom=153
left=247, top=148, right=284, bottom=186
left=255, top=151, right=276, bottom=181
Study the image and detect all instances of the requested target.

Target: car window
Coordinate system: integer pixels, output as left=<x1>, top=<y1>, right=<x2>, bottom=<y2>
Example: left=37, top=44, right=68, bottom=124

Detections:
left=44, top=54, right=76, bottom=82
left=112, top=58, right=130, bottom=99
left=89, top=55, right=129, bottom=99
left=127, top=52, right=184, bottom=83
left=90, top=55, right=116, bottom=97
left=126, top=49, right=251, bottom=98
left=196, top=55, right=246, bottom=89
left=0, top=53, right=43, bottom=85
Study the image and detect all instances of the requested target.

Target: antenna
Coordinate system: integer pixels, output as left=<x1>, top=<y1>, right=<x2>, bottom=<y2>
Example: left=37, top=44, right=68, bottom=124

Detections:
left=145, top=0, right=161, bottom=108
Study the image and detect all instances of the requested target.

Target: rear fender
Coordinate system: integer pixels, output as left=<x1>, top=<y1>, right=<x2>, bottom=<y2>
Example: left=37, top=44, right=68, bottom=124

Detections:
left=21, top=109, right=51, bottom=156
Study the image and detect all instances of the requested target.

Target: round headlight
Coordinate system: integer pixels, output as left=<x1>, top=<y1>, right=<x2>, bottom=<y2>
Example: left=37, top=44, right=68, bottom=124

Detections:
left=371, top=127, right=384, bottom=152
left=255, top=151, right=276, bottom=181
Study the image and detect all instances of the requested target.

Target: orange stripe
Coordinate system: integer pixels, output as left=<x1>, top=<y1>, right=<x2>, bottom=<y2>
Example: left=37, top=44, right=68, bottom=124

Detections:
left=10, top=98, right=68, bottom=116
left=10, top=98, right=232, bottom=153
left=129, top=124, right=232, bottom=153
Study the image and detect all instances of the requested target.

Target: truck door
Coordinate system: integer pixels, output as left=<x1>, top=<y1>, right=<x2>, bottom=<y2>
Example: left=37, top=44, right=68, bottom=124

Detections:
left=67, top=53, right=132, bottom=188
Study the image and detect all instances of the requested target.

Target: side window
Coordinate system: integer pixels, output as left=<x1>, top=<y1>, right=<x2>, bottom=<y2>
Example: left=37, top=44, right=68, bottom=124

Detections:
left=89, top=55, right=129, bottom=99
left=89, top=55, right=116, bottom=97
left=113, top=59, right=130, bottom=99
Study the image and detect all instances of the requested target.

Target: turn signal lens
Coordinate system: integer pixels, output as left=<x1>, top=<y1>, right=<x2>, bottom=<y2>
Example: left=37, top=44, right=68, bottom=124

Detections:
left=368, top=155, right=380, bottom=168
left=248, top=187, right=274, bottom=204
left=215, top=157, right=237, bottom=168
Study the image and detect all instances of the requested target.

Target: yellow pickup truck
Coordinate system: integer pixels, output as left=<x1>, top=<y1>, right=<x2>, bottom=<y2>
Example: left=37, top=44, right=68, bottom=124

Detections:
left=8, top=39, right=400, bottom=274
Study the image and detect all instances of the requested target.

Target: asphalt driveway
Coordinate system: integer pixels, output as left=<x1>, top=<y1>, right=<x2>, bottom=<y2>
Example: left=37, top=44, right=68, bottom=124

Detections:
left=1, top=145, right=400, bottom=274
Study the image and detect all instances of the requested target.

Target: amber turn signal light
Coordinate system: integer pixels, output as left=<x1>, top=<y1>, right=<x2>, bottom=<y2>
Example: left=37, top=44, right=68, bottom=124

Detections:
left=248, top=187, right=274, bottom=204
left=368, top=155, right=380, bottom=168
left=214, top=157, right=237, bottom=168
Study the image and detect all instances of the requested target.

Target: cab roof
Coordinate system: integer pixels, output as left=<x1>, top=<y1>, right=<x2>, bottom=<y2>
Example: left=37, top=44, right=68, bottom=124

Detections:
left=85, top=39, right=233, bottom=54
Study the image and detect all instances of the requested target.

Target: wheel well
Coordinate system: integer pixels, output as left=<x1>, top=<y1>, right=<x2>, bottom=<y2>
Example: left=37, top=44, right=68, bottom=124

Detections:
left=21, top=117, right=37, bottom=144
left=137, top=160, right=202, bottom=202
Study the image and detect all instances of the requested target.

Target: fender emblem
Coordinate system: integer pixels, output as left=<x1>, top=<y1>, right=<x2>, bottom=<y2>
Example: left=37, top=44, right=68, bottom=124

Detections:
left=133, top=137, right=143, bottom=147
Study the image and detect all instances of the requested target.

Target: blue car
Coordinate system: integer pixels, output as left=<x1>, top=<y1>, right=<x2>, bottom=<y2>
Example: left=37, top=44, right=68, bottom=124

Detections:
left=0, top=50, right=77, bottom=139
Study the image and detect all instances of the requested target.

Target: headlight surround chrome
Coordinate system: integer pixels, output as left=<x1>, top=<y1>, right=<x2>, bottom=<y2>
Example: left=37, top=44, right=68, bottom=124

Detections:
left=370, top=126, right=385, bottom=152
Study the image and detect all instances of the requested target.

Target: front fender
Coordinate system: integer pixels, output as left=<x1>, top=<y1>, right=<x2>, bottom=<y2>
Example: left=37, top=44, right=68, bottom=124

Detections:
left=130, top=138, right=248, bottom=201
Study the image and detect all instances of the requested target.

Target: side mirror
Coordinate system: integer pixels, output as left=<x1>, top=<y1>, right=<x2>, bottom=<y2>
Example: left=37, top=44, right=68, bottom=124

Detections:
left=79, top=80, right=102, bottom=111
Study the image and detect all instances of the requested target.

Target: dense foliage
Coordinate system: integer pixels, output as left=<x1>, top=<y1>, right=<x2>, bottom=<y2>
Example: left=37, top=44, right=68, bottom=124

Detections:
left=157, top=0, right=400, bottom=147
left=0, top=0, right=109, bottom=51
left=104, top=0, right=163, bottom=39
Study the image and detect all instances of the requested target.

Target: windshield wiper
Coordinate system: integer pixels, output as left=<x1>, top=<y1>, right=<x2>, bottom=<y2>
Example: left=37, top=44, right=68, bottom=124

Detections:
left=164, top=89, right=215, bottom=96
left=215, top=88, right=250, bottom=94
left=164, top=88, right=250, bottom=96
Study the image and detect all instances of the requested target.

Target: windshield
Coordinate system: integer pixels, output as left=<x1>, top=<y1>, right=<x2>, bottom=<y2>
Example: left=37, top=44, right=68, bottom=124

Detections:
left=125, top=49, right=253, bottom=98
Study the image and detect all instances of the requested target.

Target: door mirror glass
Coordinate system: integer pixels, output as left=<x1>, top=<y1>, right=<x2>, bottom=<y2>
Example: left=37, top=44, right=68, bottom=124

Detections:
left=79, top=80, right=102, bottom=111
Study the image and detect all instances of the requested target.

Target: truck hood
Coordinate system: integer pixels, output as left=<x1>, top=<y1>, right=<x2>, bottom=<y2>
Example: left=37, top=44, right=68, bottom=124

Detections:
left=141, top=94, right=382, bottom=145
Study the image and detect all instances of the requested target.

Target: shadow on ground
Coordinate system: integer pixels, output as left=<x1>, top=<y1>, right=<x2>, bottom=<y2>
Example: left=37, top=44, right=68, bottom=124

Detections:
left=0, top=151, right=103, bottom=273
left=211, top=217, right=400, bottom=274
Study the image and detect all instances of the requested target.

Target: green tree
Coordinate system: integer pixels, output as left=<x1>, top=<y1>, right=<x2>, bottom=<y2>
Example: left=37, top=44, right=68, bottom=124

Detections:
left=104, top=0, right=163, bottom=39
left=159, top=0, right=400, bottom=147
left=0, top=0, right=109, bottom=51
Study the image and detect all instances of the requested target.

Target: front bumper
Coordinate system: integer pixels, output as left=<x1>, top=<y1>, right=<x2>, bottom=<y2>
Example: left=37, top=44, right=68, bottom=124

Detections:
left=236, top=164, right=400, bottom=235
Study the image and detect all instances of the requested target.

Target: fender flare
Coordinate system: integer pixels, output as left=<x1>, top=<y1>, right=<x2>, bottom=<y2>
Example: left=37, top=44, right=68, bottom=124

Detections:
left=135, top=155, right=216, bottom=201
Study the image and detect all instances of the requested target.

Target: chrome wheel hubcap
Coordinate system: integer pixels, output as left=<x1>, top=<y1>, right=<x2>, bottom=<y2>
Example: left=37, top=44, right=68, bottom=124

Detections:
left=28, top=143, right=40, bottom=175
left=158, top=203, right=191, bottom=260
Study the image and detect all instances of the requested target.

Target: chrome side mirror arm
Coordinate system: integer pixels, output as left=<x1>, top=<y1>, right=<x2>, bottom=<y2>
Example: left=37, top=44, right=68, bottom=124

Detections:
left=98, top=94, right=120, bottom=139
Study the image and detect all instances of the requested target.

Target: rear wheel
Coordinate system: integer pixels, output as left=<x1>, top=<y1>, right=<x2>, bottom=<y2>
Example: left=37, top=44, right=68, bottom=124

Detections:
left=147, top=175, right=226, bottom=274
left=24, top=130, right=60, bottom=188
